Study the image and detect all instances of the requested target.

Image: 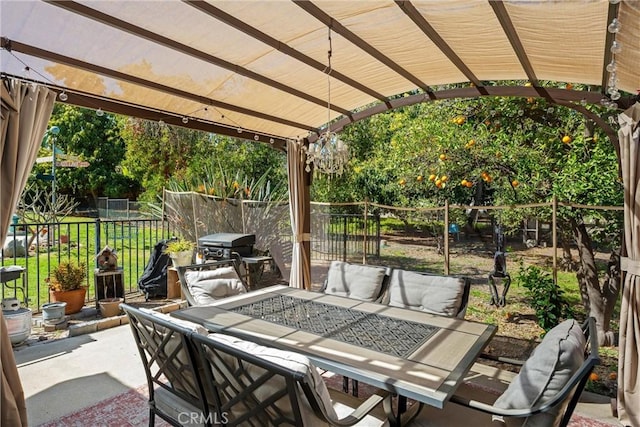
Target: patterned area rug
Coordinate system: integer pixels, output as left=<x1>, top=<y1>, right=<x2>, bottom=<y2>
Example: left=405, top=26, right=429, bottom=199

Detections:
left=37, top=385, right=169, bottom=427
left=38, top=375, right=617, bottom=427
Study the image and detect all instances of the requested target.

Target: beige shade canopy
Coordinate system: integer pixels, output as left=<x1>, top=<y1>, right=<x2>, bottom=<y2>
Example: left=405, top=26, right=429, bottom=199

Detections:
left=1, top=0, right=639, bottom=149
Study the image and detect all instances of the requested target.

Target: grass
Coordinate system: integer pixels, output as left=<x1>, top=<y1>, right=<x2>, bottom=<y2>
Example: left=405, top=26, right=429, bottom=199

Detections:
left=2, top=217, right=168, bottom=309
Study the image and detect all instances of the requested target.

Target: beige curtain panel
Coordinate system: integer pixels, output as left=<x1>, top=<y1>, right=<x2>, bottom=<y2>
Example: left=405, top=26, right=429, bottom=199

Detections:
left=617, top=102, right=640, bottom=427
left=287, top=139, right=308, bottom=289
left=1, top=78, right=56, bottom=427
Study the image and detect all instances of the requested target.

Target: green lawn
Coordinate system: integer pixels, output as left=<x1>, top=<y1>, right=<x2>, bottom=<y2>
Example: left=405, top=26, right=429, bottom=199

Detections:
left=2, top=217, right=168, bottom=310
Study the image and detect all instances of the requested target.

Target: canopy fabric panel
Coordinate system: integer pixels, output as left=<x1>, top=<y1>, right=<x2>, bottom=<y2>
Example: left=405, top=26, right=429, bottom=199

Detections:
left=1, top=0, right=638, bottom=145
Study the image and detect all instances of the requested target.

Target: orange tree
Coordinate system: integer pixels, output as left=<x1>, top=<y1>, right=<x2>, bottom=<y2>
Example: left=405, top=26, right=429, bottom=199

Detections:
left=335, top=87, right=622, bottom=343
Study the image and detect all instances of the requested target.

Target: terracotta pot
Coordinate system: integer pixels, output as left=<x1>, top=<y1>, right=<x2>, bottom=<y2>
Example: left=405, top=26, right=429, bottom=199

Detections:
left=49, top=288, right=87, bottom=314
left=98, top=298, right=123, bottom=318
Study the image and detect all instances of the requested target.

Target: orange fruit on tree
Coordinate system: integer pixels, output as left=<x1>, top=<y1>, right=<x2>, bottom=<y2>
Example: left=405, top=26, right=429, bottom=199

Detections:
left=435, top=179, right=442, bottom=187
left=441, top=175, right=448, bottom=182
left=524, top=82, right=532, bottom=87
left=439, top=153, right=447, bottom=161
left=455, top=116, right=466, bottom=125
left=416, top=175, right=423, bottom=182
left=609, top=372, right=617, bottom=380
left=399, top=179, right=406, bottom=186
left=461, top=179, right=468, bottom=186
left=429, top=174, right=437, bottom=181
left=512, top=179, right=519, bottom=187
left=466, top=180, right=473, bottom=188
left=562, top=135, right=572, bottom=144
left=589, top=372, right=599, bottom=382
left=565, top=83, right=573, bottom=90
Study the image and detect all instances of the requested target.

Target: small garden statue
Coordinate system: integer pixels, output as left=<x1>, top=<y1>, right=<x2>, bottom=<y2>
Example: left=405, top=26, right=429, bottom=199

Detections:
left=96, top=245, right=118, bottom=271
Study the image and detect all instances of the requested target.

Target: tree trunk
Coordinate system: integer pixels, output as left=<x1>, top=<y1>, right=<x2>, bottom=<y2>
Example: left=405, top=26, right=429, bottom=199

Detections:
left=571, top=218, right=618, bottom=346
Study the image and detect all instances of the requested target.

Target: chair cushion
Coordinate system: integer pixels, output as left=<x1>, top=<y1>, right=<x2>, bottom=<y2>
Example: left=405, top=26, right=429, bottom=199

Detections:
left=493, top=319, right=585, bottom=427
left=387, top=269, right=465, bottom=317
left=154, top=387, right=207, bottom=427
left=206, top=333, right=338, bottom=425
left=139, top=307, right=208, bottom=335
left=184, top=267, right=247, bottom=305
left=324, top=261, right=387, bottom=302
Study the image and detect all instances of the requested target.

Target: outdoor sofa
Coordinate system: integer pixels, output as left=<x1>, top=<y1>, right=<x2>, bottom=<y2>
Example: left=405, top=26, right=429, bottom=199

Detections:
left=321, top=260, right=471, bottom=319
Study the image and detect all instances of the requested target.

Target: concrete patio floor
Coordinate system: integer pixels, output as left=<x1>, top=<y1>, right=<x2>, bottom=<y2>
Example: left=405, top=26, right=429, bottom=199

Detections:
left=13, top=317, right=620, bottom=427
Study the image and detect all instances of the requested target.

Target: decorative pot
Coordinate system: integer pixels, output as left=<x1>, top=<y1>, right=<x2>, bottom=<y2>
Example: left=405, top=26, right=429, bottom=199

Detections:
left=98, top=298, right=123, bottom=318
left=41, top=302, right=67, bottom=322
left=3, top=308, right=32, bottom=346
left=49, top=288, right=87, bottom=315
left=169, top=250, right=193, bottom=268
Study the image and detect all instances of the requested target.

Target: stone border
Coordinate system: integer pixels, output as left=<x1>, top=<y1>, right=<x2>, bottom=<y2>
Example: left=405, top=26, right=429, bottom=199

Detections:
left=13, top=300, right=188, bottom=349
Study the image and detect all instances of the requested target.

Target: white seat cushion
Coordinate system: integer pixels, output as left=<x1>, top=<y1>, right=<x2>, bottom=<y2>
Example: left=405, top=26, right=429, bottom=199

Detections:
left=184, top=267, right=247, bottom=305
left=386, top=269, right=465, bottom=317
left=493, top=319, right=585, bottom=427
left=324, top=261, right=387, bottom=302
left=139, top=307, right=208, bottom=335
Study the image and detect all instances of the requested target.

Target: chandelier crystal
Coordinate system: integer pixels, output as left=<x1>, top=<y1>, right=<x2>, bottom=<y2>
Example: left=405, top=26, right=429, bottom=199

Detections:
left=305, top=130, right=349, bottom=175
left=303, top=27, right=349, bottom=177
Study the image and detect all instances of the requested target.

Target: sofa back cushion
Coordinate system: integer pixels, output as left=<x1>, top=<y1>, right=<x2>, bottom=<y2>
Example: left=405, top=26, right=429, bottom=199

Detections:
left=324, top=261, right=388, bottom=302
left=385, top=269, right=466, bottom=317
left=493, top=319, right=586, bottom=427
left=184, top=266, right=246, bottom=306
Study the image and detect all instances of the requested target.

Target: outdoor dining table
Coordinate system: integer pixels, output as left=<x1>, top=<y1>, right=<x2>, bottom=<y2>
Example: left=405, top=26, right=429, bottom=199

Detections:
left=172, top=284, right=496, bottom=424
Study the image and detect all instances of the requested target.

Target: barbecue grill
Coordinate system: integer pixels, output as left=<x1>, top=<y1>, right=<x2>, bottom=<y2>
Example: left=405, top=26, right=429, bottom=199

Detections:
left=198, top=233, right=255, bottom=260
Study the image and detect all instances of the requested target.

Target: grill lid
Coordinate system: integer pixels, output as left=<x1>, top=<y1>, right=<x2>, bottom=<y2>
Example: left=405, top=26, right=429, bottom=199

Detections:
left=198, top=233, right=255, bottom=248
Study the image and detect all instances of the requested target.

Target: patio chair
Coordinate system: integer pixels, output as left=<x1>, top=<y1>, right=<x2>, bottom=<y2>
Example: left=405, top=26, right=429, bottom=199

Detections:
left=320, top=260, right=392, bottom=303
left=409, top=317, right=599, bottom=427
left=176, top=261, right=247, bottom=307
left=121, top=304, right=211, bottom=427
left=190, top=331, right=392, bottom=426
left=380, top=269, right=471, bottom=319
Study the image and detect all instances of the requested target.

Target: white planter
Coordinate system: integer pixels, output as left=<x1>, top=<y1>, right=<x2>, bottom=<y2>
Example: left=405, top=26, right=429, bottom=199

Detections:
left=170, top=250, right=193, bottom=267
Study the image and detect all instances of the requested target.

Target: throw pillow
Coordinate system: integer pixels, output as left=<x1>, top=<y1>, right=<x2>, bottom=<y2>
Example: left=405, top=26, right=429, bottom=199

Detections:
left=324, top=261, right=387, bottom=302
left=184, top=267, right=247, bottom=305
left=493, top=319, right=585, bottom=427
left=387, top=269, right=465, bottom=317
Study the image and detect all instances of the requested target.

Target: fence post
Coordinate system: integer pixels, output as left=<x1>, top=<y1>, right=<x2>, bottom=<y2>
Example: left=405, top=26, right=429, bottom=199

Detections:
left=444, top=200, right=450, bottom=275
left=94, top=218, right=101, bottom=269
left=363, top=199, right=368, bottom=264
left=552, top=195, right=558, bottom=284
left=340, top=215, right=345, bottom=262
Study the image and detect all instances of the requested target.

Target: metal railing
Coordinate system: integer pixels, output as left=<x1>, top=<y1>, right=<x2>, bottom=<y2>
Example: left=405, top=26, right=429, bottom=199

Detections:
left=311, top=213, right=381, bottom=261
left=1, top=218, right=170, bottom=311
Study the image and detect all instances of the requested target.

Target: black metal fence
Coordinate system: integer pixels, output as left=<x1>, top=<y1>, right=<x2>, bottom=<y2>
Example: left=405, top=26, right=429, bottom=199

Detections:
left=311, top=213, right=381, bottom=261
left=1, top=218, right=170, bottom=311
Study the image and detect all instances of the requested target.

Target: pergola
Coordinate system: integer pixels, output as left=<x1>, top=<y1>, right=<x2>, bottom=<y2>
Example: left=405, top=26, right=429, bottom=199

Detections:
left=1, top=1, right=639, bottom=426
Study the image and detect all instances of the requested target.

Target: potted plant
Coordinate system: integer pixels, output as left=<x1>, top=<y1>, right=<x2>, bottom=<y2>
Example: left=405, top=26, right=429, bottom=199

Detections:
left=164, top=237, right=195, bottom=267
left=48, top=260, right=87, bottom=314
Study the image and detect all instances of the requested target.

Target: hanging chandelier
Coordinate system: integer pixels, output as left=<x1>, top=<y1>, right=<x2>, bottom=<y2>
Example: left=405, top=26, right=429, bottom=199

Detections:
left=304, top=27, right=349, bottom=177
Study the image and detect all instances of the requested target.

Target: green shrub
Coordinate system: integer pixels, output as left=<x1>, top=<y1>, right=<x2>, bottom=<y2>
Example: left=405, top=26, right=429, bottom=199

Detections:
left=516, top=264, right=574, bottom=333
